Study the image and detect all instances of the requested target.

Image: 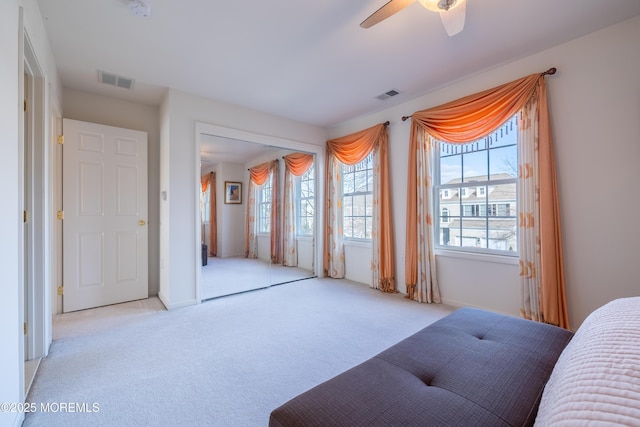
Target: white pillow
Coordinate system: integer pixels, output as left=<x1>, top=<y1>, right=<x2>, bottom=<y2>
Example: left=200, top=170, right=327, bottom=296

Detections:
left=535, top=297, right=640, bottom=426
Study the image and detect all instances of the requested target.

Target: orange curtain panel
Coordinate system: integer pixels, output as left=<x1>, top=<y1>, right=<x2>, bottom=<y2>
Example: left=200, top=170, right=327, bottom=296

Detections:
left=200, top=172, right=217, bottom=257
left=324, top=123, right=395, bottom=292
left=406, top=71, right=568, bottom=329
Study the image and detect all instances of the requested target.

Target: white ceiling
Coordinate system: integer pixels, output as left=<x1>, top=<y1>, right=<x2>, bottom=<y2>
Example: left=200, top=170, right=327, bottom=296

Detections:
left=38, top=0, right=640, bottom=128
left=200, top=134, right=284, bottom=167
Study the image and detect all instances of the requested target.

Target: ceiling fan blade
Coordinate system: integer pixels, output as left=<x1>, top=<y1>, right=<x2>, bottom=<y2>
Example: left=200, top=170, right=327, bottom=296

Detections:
left=439, top=0, right=466, bottom=36
left=360, top=0, right=417, bottom=29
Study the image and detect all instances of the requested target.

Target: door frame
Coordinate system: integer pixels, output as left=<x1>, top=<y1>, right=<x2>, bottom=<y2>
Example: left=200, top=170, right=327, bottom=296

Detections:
left=19, top=20, right=52, bottom=370
left=51, top=92, right=63, bottom=319
left=193, top=122, right=326, bottom=303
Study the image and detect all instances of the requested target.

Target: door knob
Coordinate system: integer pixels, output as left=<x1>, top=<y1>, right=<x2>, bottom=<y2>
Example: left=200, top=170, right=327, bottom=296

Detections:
left=138, top=220, right=146, bottom=226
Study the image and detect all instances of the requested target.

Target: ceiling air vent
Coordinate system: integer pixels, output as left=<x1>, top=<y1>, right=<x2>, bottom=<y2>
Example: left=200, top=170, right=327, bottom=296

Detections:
left=98, top=70, right=135, bottom=90
left=376, top=89, right=402, bottom=101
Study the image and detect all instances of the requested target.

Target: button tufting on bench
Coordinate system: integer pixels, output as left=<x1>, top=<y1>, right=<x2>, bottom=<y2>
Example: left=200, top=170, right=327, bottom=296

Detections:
left=269, top=307, right=574, bottom=427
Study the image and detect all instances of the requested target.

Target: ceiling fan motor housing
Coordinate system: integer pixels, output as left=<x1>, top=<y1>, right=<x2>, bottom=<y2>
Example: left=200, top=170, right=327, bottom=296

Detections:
left=439, top=0, right=457, bottom=11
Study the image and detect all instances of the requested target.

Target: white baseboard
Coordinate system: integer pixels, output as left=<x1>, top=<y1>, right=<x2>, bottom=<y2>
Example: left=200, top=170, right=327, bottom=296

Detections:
left=157, top=292, right=197, bottom=310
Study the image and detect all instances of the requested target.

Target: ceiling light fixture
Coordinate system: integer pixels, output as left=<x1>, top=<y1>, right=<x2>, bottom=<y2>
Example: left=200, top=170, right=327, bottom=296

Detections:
left=417, top=0, right=459, bottom=12
left=128, top=0, right=151, bottom=17
left=417, top=0, right=466, bottom=36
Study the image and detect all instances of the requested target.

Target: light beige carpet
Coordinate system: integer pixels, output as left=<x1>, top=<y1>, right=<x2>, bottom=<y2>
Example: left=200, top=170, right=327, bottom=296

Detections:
left=25, top=278, right=455, bottom=427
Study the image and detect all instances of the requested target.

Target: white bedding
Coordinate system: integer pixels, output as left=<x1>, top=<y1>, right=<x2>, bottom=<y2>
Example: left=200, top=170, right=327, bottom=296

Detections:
left=535, top=297, right=640, bottom=426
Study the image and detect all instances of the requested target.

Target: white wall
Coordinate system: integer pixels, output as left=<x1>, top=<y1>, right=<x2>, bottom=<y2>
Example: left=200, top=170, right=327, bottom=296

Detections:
left=158, top=93, right=172, bottom=308
left=159, top=89, right=327, bottom=309
left=62, top=89, right=161, bottom=296
left=329, top=16, right=640, bottom=328
left=1, top=3, right=22, bottom=426
left=297, top=237, right=314, bottom=272
left=217, top=162, right=245, bottom=258
left=344, top=243, right=373, bottom=285
left=2, top=1, right=61, bottom=425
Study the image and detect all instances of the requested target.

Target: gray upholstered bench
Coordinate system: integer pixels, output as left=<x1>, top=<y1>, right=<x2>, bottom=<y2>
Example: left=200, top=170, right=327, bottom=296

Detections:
left=270, top=307, right=573, bottom=427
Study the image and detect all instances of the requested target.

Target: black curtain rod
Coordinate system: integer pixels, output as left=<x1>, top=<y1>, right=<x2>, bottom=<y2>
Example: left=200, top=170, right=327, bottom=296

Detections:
left=400, top=67, right=557, bottom=122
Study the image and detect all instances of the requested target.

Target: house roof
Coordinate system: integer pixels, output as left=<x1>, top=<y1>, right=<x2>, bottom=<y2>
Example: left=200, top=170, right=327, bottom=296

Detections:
left=37, top=1, right=640, bottom=127
left=440, top=173, right=516, bottom=203
left=444, top=218, right=517, bottom=230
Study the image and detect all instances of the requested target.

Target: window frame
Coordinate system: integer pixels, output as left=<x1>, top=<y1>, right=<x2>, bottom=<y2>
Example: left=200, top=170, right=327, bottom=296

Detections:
left=295, top=163, right=315, bottom=237
left=434, top=118, right=519, bottom=257
left=201, top=185, right=210, bottom=224
left=258, top=173, right=272, bottom=234
left=342, top=152, right=374, bottom=241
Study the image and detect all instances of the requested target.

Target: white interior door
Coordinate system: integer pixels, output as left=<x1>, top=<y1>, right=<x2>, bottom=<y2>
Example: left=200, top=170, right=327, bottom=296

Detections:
left=63, top=119, right=148, bottom=312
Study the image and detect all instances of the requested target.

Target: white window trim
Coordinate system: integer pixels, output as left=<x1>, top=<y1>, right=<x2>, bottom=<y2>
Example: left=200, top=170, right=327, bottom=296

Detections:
left=258, top=175, right=272, bottom=234
left=435, top=248, right=519, bottom=265
left=342, top=154, right=374, bottom=240
left=201, top=187, right=210, bottom=225
left=343, top=238, right=372, bottom=248
left=296, top=166, right=315, bottom=237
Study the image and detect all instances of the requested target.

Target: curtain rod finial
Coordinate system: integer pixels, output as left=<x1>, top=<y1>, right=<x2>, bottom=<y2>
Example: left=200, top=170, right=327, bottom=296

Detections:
left=542, top=67, right=557, bottom=76
left=383, top=121, right=390, bottom=126
left=402, top=116, right=411, bottom=121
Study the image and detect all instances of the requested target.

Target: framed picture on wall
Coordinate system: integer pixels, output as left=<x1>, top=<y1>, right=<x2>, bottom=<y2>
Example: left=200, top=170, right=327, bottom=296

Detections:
left=224, top=181, right=242, bottom=204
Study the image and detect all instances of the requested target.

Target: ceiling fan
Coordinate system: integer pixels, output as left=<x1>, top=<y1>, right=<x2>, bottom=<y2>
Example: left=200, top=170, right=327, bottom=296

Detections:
left=361, top=0, right=467, bottom=36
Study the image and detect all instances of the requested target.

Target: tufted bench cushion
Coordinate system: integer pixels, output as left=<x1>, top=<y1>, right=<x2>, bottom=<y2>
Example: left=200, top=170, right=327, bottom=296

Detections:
left=269, top=307, right=573, bottom=427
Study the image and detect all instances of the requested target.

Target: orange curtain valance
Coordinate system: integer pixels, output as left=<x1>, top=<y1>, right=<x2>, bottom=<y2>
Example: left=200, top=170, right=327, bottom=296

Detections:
left=283, top=153, right=314, bottom=176
left=249, top=161, right=272, bottom=185
left=411, top=73, right=541, bottom=144
left=326, top=123, right=387, bottom=165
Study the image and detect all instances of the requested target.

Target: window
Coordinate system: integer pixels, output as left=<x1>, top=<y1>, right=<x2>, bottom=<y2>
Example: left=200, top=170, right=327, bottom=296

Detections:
left=296, top=164, right=315, bottom=236
left=258, top=174, right=272, bottom=233
left=436, top=116, right=519, bottom=254
left=201, top=186, right=210, bottom=224
left=441, top=208, right=450, bottom=223
left=342, top=152, right=373, bottom=240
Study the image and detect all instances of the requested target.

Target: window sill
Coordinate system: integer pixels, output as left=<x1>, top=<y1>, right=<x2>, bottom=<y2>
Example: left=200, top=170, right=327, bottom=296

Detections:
left=343, top=239, right=372, bottom=249
left=296, top=235, right=313, bottom=242
left=435, top=249, right=519, bottom=266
